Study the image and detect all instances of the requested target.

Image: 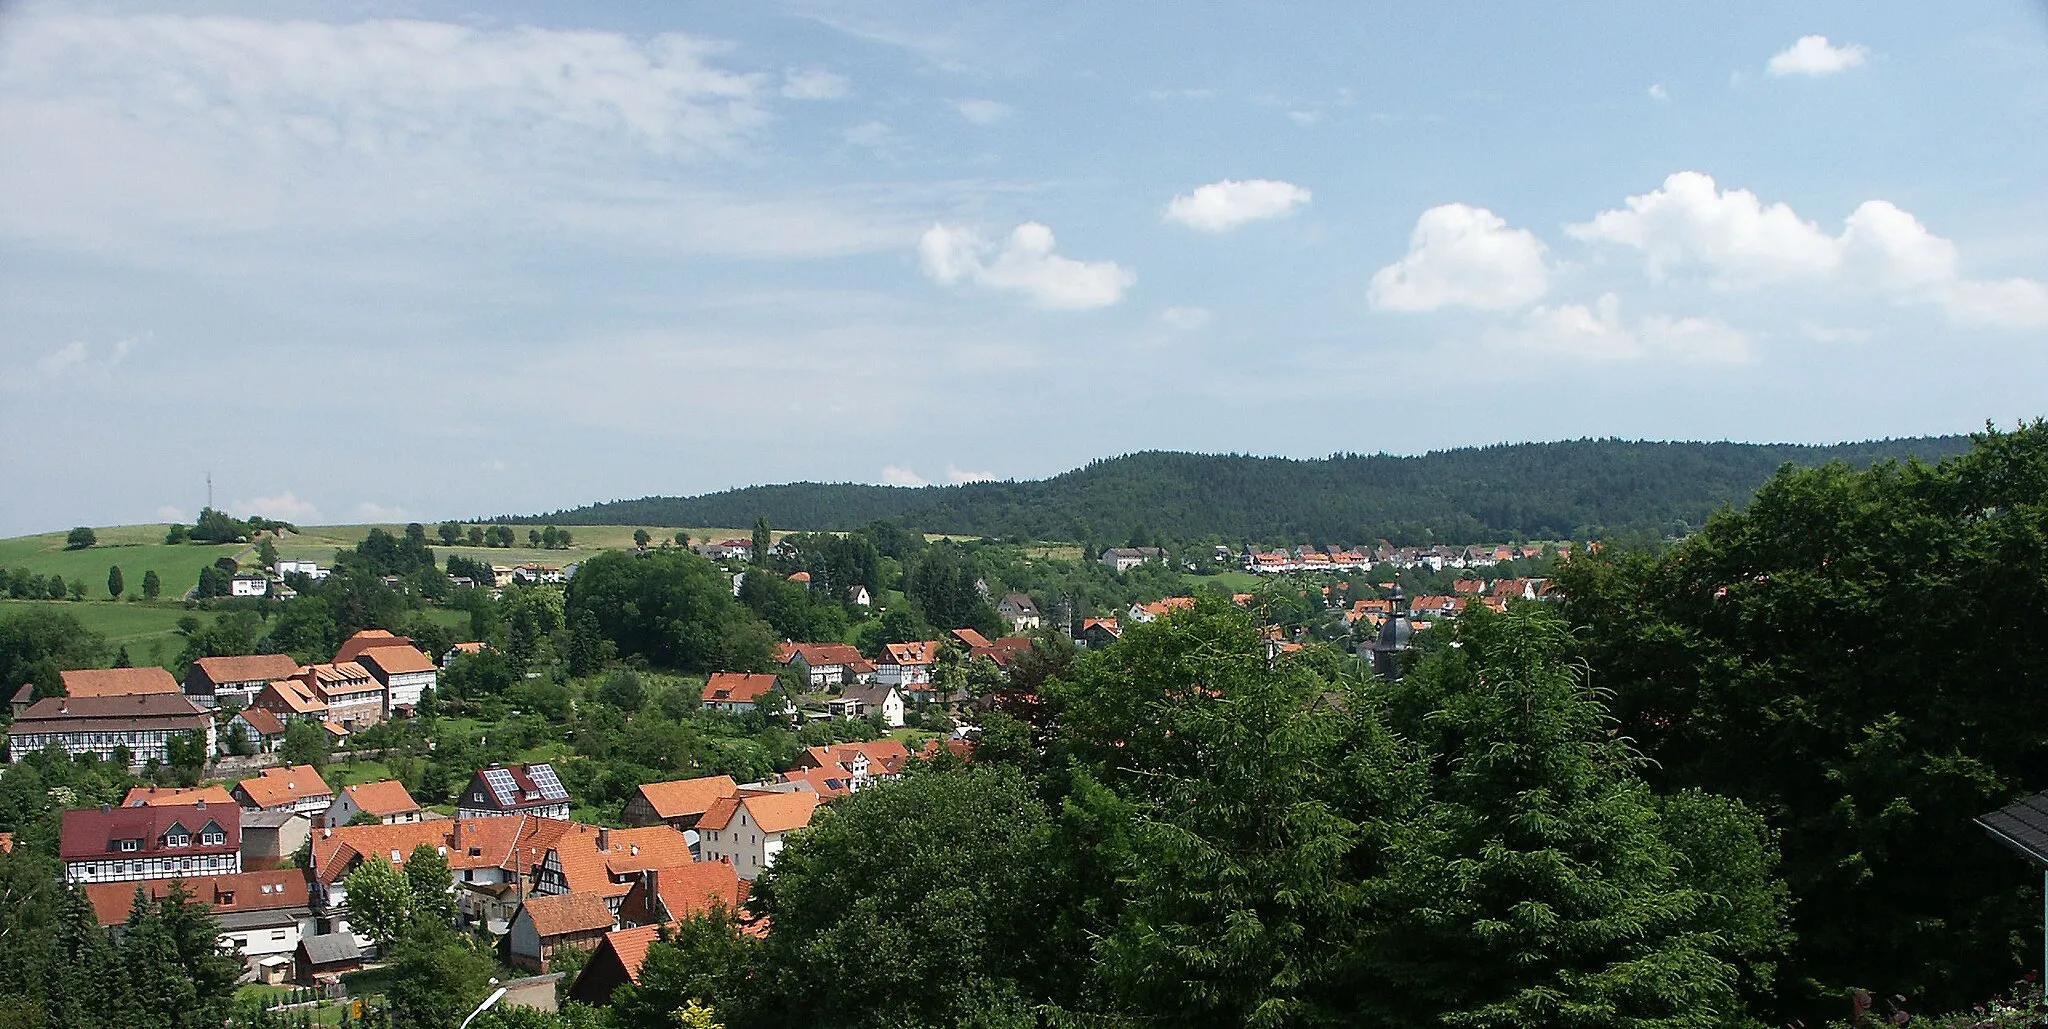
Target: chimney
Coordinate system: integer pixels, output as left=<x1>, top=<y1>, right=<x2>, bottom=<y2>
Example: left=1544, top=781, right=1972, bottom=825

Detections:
left=596, top=827, right=609, bottom=851
left=195, top=799, right=206, bottom=810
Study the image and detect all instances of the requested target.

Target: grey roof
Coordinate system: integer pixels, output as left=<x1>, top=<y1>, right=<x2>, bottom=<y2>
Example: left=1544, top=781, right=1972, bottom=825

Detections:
left=1979, top=792, right=2048, bottom=865
left=239, top=810, right=308, bottom=830
left=216, top=907, right=310, bottom=932
left=299, top=932, right=361, bottom=965
left=841, top=682, right=898, bottom=706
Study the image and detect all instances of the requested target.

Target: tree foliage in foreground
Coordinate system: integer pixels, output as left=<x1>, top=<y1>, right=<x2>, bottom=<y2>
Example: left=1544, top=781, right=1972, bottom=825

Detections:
left=1559, top=420, right=2048, bottom=1017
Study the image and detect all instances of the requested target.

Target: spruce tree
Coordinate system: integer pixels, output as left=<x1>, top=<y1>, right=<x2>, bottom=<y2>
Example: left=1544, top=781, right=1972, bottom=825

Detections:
left=107, top=566, right=123, bottom=600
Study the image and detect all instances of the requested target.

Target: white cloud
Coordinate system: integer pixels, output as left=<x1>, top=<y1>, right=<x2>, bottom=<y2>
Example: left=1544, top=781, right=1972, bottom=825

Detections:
left=944, top=466, right=994, bottom=484
left=1165, top=179, right=1313, bottom=232
left=1161, top=306, right=1213, bottom=331
left=918, top=222, right=1135, bottom=310
left=1287, top=109, right=1323, bottom=126
left=36, top=337, right=134, bottom=378
left=881, top=466, right=929, bottom=487
left=1487, top=294, right=1751, bottom=364
left=1767, top=35, right=1870, bottom=77
left=842, top=121, right=894, bottom=149
left=155, top=505, right=187, bottom=522
left=781, top=68, right=849, bottom=100
left=235, top=491, right=320, bottom=522
left=1146, top=88, right=1218, bottom=101
left=953, top=99, right=1011, bottom=124
left=1369, top=204, right=1551, bottom=311
left=482, top=458, right=509, bottom=472
left=1569, top=171, right=2048, bottom=327
left=355, top=501, right=409, bottom=522
left=1648, top=83, right=1669, bottom=101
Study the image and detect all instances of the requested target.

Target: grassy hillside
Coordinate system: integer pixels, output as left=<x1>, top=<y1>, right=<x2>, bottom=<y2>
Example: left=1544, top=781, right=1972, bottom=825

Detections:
left=0, top=524, right=241, bottom=599
left=514, top=436, right=1981, bottom=544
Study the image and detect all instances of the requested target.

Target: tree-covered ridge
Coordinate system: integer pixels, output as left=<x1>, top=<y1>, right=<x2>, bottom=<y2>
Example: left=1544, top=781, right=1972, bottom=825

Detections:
left=511, top=436, right=1974, bottom=544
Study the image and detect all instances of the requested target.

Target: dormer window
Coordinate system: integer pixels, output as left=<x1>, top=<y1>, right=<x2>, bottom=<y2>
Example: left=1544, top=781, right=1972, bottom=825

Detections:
left=120, top=839, right=139, bottom=852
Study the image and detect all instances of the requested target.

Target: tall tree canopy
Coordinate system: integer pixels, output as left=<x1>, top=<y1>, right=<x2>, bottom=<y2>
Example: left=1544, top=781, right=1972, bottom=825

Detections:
left=1559, top=421, right=2048, bottom=1017
left=565, top=550, right=776, bottom=672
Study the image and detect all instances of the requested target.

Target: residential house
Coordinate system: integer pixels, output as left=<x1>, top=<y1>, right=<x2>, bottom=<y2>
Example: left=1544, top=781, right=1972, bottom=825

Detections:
left=1127, top=596, right=1194, bottom=624
left=121, top=784, right=236, bottom=808
left=776, top=642, right=869, bottom=688
left=224, top=706, right=288, bottom=754
left=508, top=892, right=615, bottom=972
left=996, top=593, right=1042, bottom=632
left=441, top=641, right=489, bottom=668
left=622, top=776, right=740, bottom=834
left=240, top=810, right=313, bottom=869
left=968, top=636, right=1034, bottom=671
left=235, top=764, right=335, bottom=819
left=700, top=673, right=792, bottom=717
left=1099, top=547, right=1166, bottom=572
left=249, top=679, right=328, bottom=725
left=875, top=641, right=939, bottom=688
left=8, top=694, right=214, bottom=767
left=456, top=763, right=572, bottom=820
left=354, top=645, right=437, bottom=713
left=613, top=861, right=748, bottom=930
left=948, top=627, right=992, bottom=650
left=325, top=780, right=422, bottom=828
left=184, top=654, right=301, bottom=709
left=711, top=539, right=753, bottom=561
left=697, top=789, right=819, bottom=876
left=290, top=663, right=384, bottom=728
left=275, top=559, right=327, bottom=580
left=84, top=869, right=313, bottom=977
left=294, top=933, right=362, bottom=985
left=787, top=740, right=910, bottom=798
left=59, top=666, right=181, bottom=700
left=1080, top=618, right=1122, bottom=649
left=230, top=574, right=269, bottom=598
left=847, top=585, right=872, bottom=607
left=59, top=801, right=241, bottom=884
left=826, top=682, right=904, bottom=728
left=567, top=925, right=668, bottom=1006
left=310, top=814, right=573, bottom=939
left=529, top=823, right=694, bottom=919
left=333, top=629, right=413, bottom=665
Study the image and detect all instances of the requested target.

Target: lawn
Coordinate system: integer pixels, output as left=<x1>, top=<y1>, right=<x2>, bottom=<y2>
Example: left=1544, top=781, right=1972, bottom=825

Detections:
left=1197, top=570, right=1265, bottom=593
left=323, top=759, right=394, bottom=787
left=0, top=524, right=242, bottom=600
left=0, top=598, right=195, bottom=668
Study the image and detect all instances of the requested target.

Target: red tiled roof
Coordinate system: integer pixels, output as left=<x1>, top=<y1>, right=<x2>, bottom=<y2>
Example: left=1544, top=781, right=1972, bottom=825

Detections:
left=190, top=654, right=300, bottom=685
left=10, top=694, right=207, bottom=736
left=296, top=663, right=381, bottom=698
left=59, top=667, right=179, bottom=699
left=778, top=643, right=863, bottom=668
left=234, top=707, right=286, bottom=736
left=949, top=628, right=991, bottom=649
left=122, top=785, right=235, bottom=808
left=237, top=765, right=333, bottom=809
left=254, top=680, right=326, bottom=716
left=632, top=776, right=739, bottom=820
left=794, top=739, right=911, bottom=778
left=355, top=646, right=436, bottom=676
left=701, top=673, right=780, bottom=705
left=881, top=641, right=940, bottom=666
left=697, top=790, right=818, bottom=834
left=520, top=892, right=615, bottom=938
left=341, top=780, right=419, bottom=818
left=61, top=802, right=240, bottom=861
left=82, top=868, right=308, bottom=926
left=334, top=630, right=411, bottom=665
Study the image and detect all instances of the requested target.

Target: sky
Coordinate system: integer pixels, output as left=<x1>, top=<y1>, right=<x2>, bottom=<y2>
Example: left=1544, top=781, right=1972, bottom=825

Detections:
left=2, top=1, right=2047, bottom=535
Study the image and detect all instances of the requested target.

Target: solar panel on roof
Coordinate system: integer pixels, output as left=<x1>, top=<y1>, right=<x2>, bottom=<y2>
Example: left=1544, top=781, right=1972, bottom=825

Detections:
left=526, top=764, right=568, bottom=802
left=483, top=768, right=518, bottom=806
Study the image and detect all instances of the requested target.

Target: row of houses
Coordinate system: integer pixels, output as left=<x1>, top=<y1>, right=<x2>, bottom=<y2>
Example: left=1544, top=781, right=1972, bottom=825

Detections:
left=1233, top=541, right=1577, bottom=574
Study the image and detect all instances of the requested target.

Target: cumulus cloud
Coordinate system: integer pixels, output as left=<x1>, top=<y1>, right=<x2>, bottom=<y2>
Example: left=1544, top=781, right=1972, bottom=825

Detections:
left=944, top=466, right=994, bottom=484
left=953, top=99, right=1011, bottom=124
left=1369, top=204, right=1551, bottom=311
left=1487, top=294, right=1752, bottom=364
left=235, top=491, right=320, bottom=522
left=355, top=501, right=409, bottom=522
left=1767, top=35, right=1870, bottom=77
left=842, top=121, right=894, bottom=149
left=155, top=505, right=187, bottom=522
left=1568, top=171, right=2048, bottom=327
left=1165, top=179, right=1312, bottom=232
left=1648, top=83, right=1669, bottom=101
left=881, top=466, right=929, bottom=487
left=918, top=222, right=1135, bottom=310
left=781, top=68, right=849, bottom=100
left=1160, top=306, right=1213, bottom=331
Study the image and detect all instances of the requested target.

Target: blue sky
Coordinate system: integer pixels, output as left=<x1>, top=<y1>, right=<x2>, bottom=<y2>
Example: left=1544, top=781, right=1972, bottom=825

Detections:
left=2, top=0, right=2046, bottom=535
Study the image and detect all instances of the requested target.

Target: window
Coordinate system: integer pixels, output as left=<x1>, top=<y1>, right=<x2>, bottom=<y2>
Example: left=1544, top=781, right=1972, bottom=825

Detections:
left=120, top=840, right=138, bottom=852
left=271, top=930, right=287, bottom=941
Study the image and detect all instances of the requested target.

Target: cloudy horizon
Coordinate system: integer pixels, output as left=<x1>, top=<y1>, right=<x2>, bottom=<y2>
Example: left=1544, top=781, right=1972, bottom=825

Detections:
left=3, top=2, right=2046, bottom=534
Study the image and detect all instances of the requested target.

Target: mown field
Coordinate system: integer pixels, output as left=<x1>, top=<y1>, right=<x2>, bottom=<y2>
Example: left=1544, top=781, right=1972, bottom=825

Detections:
left=269, top=522, right=768, bottom=570
left=0, top=524, right=242, bottom=599
left=0, top=598, right=193, bottom=667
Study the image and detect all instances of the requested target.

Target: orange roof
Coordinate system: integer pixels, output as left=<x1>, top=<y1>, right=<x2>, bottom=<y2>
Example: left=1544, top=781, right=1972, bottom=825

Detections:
left=949, top=628, right=992, bottom=649
left=355, top=645, right=436, bottom=676
left=1231, top=593, right=1255, bottom=606
left=297, top=662, right=381, bottom=697
left=520, top=892, right=615, bottom=938
left=234, top=706, right=286, bottom=736
left=796, top=739, right=911, bottom=778
left=882, top=641, right=940, bottom=666
left=642, top=862, right=747, bottom=922
left=342, top=780, right=419, bottom=818
left=122, top=784, right=235, bottom=808
left=701, top=673, right=780, bottom=706
left=545, top=823, right=695, bottom=899
left=787, top=571, right=811, bottom=583
left=256, top=680, right=327, bottom=715
left=777, top=642, right=864, bottom=667
left=313, top=814, right=574, bottom=885
left=591, top=924, right=665, bottom=986
left=191, top=654, right=301, bottom=684
left=778, top=766, right=851, bottom=800
left=60, top=667, right=179, bottom=698
left=632, top=776, right=739, bottom=820
left=83, top=868, right=309, bottom=927
left=236, top=765, right=333, bottom=808
left=448, top=641, right=487, bottom=656
left=698, top=790, right=818, bottom=834
left=334, top=629, right=410, bottom=664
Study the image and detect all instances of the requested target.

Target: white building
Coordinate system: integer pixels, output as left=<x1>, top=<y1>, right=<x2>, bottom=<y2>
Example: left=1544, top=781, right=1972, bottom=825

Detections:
left=8, top=694, right=214, bottom=767
left=696, top=790, right=819, bottom=877
left=355, top=646, right=438, bottom=712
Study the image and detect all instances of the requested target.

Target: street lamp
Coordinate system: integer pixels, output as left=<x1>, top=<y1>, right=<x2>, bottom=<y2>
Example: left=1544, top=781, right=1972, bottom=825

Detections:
left=459, top=980, right=506, bottom=1029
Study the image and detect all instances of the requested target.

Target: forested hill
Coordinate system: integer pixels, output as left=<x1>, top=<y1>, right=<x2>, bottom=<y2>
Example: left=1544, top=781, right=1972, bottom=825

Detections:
left=513, top=436, right=1976, bottom=544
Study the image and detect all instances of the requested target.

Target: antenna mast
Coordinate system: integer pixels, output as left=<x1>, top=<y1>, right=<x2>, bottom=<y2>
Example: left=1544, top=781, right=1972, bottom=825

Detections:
left=206, top=471, right=212, bottom=511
